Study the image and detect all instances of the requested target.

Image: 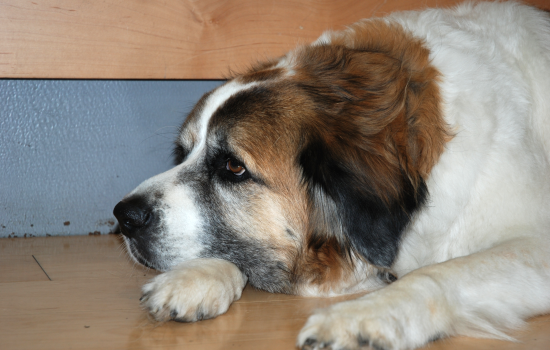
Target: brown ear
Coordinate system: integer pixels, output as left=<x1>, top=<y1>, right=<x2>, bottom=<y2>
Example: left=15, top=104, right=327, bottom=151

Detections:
left=296, top=19, right=450, bottom=180
left=326, top=19, right=451, bottom=180
left=293, top=20, right=449, bottom=267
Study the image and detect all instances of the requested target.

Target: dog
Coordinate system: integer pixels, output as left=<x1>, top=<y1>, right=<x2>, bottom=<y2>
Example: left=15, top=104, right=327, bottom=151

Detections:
left=113, top=2, right=550, bottom=349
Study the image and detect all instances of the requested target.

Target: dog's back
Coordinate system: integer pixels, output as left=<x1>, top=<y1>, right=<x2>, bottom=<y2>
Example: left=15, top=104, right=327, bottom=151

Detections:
left=387, top=2, right=550, bottom=272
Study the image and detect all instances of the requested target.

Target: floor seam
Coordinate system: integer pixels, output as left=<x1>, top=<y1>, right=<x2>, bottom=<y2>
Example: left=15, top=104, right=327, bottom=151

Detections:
left=32, top=255, right=52, bottom=281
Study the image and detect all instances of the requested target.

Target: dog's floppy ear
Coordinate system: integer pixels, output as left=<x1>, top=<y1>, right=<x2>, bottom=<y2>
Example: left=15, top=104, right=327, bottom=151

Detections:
left=295, top=28, right=448, bottom=267
left=300, top=136, right=428, bottom=268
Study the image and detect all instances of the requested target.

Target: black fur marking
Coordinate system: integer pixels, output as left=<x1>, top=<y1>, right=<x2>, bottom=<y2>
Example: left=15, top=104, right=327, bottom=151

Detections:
left=210, top=85, right=277, bottom=128
left=286, top=228, right=297, bottom=239
left=195, top=304, right=206, bottom=321
left=318, top=341, right=333, bottom=348
left=139, top=292, right=150, bottom=302
left=428, top=333, right=445, bottom=343
left=357, top=335, right=369, bottom=346
left=358, top=335, right=387, bottom=350
left=377, top=270, right=398, bottom=284
left=299, top=138, right=427, bottom=268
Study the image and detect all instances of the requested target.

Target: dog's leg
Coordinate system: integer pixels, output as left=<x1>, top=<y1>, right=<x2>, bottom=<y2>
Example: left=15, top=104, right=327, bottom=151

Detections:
left=297, top=236, right=550, bottom=350
left=140, top=258, right=247, bottom=322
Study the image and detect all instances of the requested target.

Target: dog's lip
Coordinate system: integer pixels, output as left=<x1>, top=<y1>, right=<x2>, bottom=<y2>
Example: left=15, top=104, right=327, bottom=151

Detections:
left=135, top=255, right=156, bottom=269
left=125, top=238, right=158, bottom=270
left=118, top=225, right=136, bottom=238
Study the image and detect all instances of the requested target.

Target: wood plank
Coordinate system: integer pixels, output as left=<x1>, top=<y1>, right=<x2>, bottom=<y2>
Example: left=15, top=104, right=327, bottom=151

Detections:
left=1, top=235, right=549, bottom=349
left=1, top=0, right=548, bottom=79
left=0, top=255, right=50, bottom=283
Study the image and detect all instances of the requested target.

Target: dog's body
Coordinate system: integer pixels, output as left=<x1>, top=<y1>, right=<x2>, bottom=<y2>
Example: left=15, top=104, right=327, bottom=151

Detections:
left=114, top=2, right=550, bottom=349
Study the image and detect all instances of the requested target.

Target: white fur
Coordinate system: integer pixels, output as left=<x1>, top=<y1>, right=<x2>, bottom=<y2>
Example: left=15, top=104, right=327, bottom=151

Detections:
left=141, top=258, right=247, bottom=322
left=124, top=164, right=205, bottom=271
left=297, top=2, right=550, bottom=349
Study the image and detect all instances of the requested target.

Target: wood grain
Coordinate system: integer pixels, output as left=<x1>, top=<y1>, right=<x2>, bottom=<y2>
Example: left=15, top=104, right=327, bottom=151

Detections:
left=1, top=0, right=548, bottom=79
left=1, top=234, right=550, bottom=349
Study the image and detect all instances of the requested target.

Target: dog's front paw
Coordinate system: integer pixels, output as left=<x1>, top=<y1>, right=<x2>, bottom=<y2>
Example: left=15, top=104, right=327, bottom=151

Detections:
left=297, top=308, right=395, bottom=350
left=297, top=287, right=446, bottom=350
left=140, top=258, right=247, bottom=322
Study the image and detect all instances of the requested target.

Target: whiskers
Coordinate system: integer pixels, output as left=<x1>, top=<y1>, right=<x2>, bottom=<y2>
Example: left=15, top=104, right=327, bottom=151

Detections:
left=116, top=235, right=156, bottom=280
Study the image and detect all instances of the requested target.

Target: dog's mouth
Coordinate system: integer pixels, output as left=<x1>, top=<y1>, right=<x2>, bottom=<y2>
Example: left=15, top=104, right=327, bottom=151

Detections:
left=123, top=237, right=159, bottom=270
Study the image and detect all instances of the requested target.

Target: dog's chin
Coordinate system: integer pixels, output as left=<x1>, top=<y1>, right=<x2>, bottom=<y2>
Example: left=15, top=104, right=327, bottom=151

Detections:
left=133, top=253, right=158, bottom=270
left=123, top=236, right=166, bottom=271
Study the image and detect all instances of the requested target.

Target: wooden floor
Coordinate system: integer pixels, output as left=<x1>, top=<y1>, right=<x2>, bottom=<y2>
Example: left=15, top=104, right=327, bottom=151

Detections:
left=1, top=235, right=549, bottom=350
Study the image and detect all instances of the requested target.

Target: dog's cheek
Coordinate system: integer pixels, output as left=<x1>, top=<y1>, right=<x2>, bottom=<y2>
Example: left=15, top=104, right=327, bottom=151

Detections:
left=198, top=223, right=293, bottom=293
left=198, top=192, right=297, bottom=293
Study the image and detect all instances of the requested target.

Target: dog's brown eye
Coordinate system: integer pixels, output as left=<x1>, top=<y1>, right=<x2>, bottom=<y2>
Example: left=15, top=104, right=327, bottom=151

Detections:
left=226, top=160, right=246, bottom=176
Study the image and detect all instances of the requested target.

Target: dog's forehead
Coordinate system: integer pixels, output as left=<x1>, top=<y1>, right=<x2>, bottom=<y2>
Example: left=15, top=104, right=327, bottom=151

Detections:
left=178, top=80, right=262, bottom=156
left=210, top=82, right=309, bottom=162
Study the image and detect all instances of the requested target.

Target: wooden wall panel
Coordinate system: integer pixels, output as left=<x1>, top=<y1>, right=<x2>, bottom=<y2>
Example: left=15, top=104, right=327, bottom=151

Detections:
left=1, top=0, right=548, bottom=79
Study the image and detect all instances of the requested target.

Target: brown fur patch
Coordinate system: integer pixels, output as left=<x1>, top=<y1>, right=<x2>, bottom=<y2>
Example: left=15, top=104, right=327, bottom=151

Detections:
left=291, top=20, right=451, bottom=199
left=334, top=19, right=451, bottom=178
left=236, top=59, right=283, bottom=84
left=290, top=235, right=353, bottom=291
left=239, top=66, right=284, bottom=84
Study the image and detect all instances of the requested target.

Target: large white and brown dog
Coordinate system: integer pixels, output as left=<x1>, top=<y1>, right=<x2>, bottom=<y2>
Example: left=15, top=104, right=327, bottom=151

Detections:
left=113, top=2, right=550, bottom=349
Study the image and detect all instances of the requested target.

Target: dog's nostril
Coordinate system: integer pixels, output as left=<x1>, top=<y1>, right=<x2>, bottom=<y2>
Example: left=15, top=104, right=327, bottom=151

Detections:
left=113, top=199, right=153, bottom=237
left=123, top=210, right=150, bottom=228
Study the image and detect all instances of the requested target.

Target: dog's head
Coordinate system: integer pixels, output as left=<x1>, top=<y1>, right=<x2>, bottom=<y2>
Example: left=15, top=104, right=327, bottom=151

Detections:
left=113, top=20, right=449, bottom=295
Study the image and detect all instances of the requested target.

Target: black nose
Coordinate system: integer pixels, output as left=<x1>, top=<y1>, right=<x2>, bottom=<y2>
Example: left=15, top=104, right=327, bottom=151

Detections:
left=113, top=198, right=153, bottom=238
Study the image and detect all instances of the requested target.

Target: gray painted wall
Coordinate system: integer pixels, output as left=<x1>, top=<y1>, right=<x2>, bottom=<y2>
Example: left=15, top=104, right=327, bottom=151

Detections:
left=1, top=80, right=222, bottom=237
